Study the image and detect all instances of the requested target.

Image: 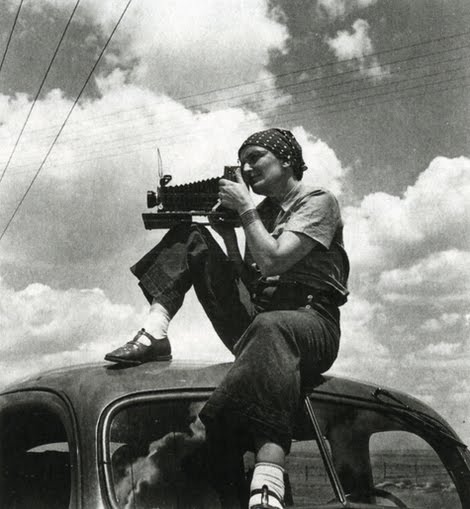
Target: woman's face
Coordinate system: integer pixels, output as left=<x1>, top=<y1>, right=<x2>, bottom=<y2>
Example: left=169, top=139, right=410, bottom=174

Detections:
left=239, top=145, right=289, bottom=197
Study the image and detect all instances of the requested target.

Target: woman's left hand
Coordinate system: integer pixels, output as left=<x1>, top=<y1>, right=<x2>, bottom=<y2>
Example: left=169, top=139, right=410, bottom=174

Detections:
left=218, top=167, right=254, bottom=214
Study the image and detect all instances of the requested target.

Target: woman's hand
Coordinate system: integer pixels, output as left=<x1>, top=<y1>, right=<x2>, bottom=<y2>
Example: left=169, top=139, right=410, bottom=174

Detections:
left=218, top=167, right=254, bottom=214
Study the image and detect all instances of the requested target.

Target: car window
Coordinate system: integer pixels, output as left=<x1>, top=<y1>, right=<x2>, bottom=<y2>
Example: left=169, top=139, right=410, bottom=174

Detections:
left=104, top=395, right=467, bottom=509
left=107, top=398, right=221, bottom=509
left=369, top=431, right=462, bottom=509
left=285, top=439, right=336, bottom=506
left=0, top=407, right=71, bottom=509
left=105, top=398, right=339, bottom=509
left=305, top=398, right=465, bottom=508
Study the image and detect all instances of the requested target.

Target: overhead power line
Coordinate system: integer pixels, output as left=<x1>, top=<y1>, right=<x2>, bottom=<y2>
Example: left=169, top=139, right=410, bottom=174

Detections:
left=6, top=80, right=469, bottom=180
left=0, top=0, right=134, bottom=242
left=1, top=29, right=469, bottom=144
left=3, top=53, right=468, bottom=171
left=4, top=72, right=469, bottom=178
left=127, top=28, right=470, bottom=105
left=1, top=40, right=469, bottom=160
left=6, top=81, right=470, bottom=180
left=0, top=0, right=24, bottom=75
left=0, top=0, right=81, bottom=185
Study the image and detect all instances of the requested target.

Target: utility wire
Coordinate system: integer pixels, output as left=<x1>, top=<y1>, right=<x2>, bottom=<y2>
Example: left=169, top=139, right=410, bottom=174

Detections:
left=129, top=28, right=470, bottom=104
left=1, top=28, right=469, bottom=178
left=4, top=69, right=469, bottom=175
left=4, top=72, right=469, bottom=178
left=0, top=0, right=81, bottom=185
left=4, top=55, right=468, bottom=168
left=6, top=80, right=470, bottom=180
left=0, top=0, right=24, bottom=75
left=2, top=41, right=469, bottom=157
left=0, top=0, right=133, bottom=242
left=3, top=47, right=465, bottom=159
left=6, top=79, right=469, bottom=180
left=1, top=29, right=469, bottom=143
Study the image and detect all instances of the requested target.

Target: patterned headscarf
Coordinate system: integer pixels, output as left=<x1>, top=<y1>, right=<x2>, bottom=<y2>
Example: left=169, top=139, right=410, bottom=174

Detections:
left=238, top=128, right=308, bottom=172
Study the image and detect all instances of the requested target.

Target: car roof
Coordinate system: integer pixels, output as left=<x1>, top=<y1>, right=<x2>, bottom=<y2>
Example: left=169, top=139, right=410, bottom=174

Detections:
left=0, top=360, right=459, bottom=441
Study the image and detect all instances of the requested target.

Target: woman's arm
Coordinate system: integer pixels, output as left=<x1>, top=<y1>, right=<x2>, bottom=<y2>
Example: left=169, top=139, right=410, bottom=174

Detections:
left=218, top=169, right=316, bottom=277
left=242, top=220, right=315, bottom=276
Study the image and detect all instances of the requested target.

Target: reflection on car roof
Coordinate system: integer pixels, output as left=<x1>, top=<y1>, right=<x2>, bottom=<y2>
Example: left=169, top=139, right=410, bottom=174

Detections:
left=0, top=360, right=454, bottom=436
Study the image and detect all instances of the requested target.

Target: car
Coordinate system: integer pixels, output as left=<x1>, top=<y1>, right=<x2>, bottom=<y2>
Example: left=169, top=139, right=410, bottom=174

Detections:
left=0, top=360, right=469, bottom=509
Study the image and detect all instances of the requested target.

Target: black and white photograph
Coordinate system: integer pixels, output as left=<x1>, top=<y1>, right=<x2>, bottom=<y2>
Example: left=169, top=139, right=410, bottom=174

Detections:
left=0, top=0, right=469, bottom=507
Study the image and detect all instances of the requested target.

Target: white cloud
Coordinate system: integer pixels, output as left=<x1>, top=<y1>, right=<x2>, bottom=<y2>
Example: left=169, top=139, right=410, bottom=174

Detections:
left=332, top=295, right=390, bottom=377
left=378, top=249, right=470, bottom=303
left=423, top=342, right=461, bottom=356
left=326, top=19, right=386, bottom=80
left=421, top=313, right=462, bottom=332
left=291, top=127, right=349, bottom=195
left=0, top=276, right=140, bottom=384
left=318, top=0, right=378, bottom=18
left=344, top=156, right=470, bottom=273
left=25, top=0, right=288, bottom=101
left=326, top=19, right=373, bottom=59
left=0, top=276, right=231, bottom=387
left=338, top=154, right=470, bottom=440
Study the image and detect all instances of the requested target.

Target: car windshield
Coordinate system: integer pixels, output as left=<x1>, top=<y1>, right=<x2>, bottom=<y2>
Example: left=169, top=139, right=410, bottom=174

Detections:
left=103, top=394, right=465, bottom=509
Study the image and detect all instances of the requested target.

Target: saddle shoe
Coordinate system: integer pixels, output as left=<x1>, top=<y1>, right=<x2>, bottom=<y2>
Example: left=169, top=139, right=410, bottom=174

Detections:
left=104, top=328, right=172, bottom=365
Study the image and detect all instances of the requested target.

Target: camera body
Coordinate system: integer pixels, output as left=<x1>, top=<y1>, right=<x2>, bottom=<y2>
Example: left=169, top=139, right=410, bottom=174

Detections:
left=143, top=166, right=241, bottom=229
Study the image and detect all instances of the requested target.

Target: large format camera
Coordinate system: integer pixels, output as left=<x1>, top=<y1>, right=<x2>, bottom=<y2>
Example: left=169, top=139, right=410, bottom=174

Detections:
left=142, top=166, right=241, bottom=229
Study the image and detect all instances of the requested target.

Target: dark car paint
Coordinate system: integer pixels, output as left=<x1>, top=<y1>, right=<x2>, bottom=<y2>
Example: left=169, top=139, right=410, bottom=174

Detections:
left=1, top=360, right=469, bottom=509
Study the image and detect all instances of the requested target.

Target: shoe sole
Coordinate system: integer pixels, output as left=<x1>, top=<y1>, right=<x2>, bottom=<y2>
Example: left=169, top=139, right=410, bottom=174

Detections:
left=104, top=354, right=172, bottom=365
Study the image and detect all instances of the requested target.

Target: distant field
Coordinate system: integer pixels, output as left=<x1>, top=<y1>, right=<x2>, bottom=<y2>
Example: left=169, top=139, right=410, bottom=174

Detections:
left=283, top=448, right=460, bottom=508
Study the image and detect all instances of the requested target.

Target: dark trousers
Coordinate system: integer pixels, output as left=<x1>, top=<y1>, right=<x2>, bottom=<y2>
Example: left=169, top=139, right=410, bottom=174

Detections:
left=131, top=223, right=340, bottom=452
left=131, top=224, right=341, bottom=505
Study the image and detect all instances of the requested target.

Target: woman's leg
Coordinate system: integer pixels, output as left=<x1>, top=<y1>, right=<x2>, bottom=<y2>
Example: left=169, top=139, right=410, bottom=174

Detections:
left=105, top=223, right=255, bottom=363
left=200, top=307, right=340, bottom=507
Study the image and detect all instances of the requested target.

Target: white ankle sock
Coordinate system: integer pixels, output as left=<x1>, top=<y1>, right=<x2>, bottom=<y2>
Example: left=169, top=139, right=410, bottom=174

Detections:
left=139, top=303, right=171, bottom=345
left=249, top=462, right=284, bottom=509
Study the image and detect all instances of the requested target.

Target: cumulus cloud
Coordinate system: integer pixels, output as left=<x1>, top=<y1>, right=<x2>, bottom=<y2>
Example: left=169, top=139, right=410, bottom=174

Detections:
left=317, top=0, right=378, bottom=18
left=378, top=249, right=470, bottom=304
left=423, top=342, right=461, bottom=356
left=421, top=313, right=462, bottom=332
left=20, top=0, right=289, bottom=101
left=325, top=19, right=386, bottom=80
left=332, top=295, right=391, bottom=377
left=0, top=276, right=141, bottom=384
left=0, top=276, right=231, bottom=386
left=337, top=153, right=470, bottom=442
left=292, top=127, right=349, bottom=195
left=344, top=156, right=470, bottom=273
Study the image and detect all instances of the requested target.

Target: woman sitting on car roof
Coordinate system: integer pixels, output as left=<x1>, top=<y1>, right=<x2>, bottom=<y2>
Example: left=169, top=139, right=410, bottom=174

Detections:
left=105, top=128, right=349, bottom=509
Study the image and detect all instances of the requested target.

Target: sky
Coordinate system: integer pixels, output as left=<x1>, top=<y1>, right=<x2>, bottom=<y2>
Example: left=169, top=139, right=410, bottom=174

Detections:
left=0, top=0, right=469, bottom=442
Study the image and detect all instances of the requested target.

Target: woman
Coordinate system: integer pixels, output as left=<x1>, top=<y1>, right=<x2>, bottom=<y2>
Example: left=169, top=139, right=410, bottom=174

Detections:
left=105, top=128, right=349, bottom=509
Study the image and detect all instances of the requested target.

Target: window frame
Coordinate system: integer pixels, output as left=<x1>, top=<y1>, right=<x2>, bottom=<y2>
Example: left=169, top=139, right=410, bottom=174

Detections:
left=0, top=389, right=80, bottom=509
left=98, top=389, right=470, bottom=509
left=304, top=391, right=470, bottom=508
left=99, top=389, right=215, bottom=509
